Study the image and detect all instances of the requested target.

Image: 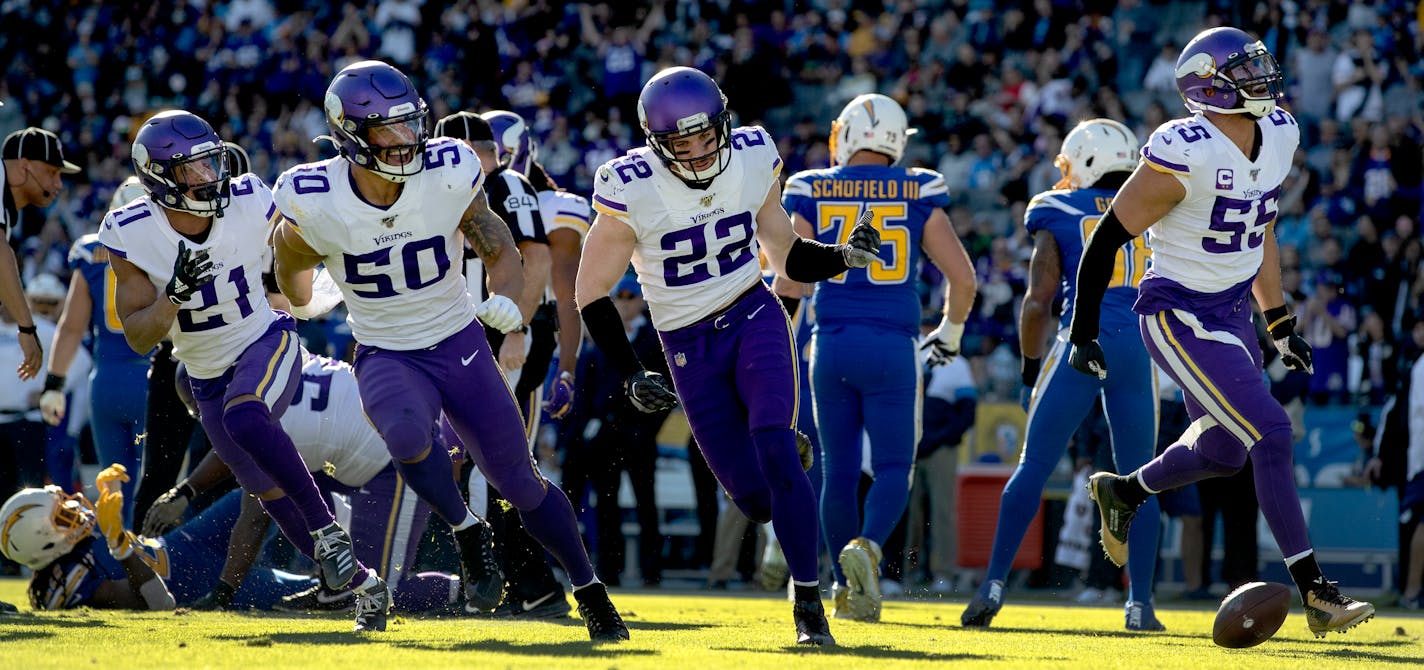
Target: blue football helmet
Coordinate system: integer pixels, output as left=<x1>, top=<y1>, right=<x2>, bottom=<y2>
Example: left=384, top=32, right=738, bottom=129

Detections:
left=636, top=67, right=732, bottom=186
left=131, top=110, right=231, bottom=216
left=482, top=110, right=536, bottom=175
left=323, top=60, right=429, bottom=182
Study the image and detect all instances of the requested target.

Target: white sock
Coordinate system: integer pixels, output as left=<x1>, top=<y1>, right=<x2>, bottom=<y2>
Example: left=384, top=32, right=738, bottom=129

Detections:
left=572, top=579, right=602, bottom=593
left=1283, top=549, right=1314, bottom=567
left=355, top=569, right=379, bottom=592
left=1135, top=470, right=1160, bottom=494
left=451, top=511, right=479, bottom=532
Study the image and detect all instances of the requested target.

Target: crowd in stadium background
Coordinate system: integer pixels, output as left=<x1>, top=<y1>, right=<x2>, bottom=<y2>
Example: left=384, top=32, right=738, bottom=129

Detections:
left=1, top=0, right=1422, bottom=598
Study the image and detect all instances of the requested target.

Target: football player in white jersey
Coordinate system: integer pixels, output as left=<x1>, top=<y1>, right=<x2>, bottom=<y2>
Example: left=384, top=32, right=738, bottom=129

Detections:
left=97, top=111, right=389, bottom=632
left=270, top=61, right=625, bottom=641
left=575, top=66, right=880, bottom=646
left=1066, top=27, right=1373, bottom=636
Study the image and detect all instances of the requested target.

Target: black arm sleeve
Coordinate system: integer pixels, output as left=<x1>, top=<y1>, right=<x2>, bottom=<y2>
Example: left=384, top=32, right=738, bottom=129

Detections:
left=579, top=296, right=644, bottom=378
left=1067, top=207, right=1136, bottom=344
left=783, top=237, right=850, bottom=283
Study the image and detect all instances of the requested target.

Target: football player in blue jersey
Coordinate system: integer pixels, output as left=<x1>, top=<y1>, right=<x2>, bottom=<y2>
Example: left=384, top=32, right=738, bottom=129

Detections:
left=1068, top=27, right=1373, bottom=636
left=960, top=119, right=1164, bottom=631
left=40, top=177, right=151, bottom=525
left=775, top=94, right=976, bottom=622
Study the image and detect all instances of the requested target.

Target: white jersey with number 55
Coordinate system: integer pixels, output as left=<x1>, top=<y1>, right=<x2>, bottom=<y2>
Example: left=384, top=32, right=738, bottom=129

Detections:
left=97, top=174, right=277, bottom=379
left=591, top=125, right=784, bottom=330
left=1138, top=108, right=1298, bottom=294
left=273, top=137, right=485, bottom=351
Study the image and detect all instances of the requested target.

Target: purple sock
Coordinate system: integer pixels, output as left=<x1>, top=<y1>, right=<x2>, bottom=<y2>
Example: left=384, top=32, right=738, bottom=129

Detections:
left=754, top=429, right=820, bottom=584
left=1250, top=429, right=1313, bottom=557
left=258, top=495, right=315, bottom=560
left=517, top=484, right=596, bottom=587
left=393, top=448, right=470, bottom=525
left=222, top=401, right=335, bottom=530
left=392, top=572, right=459, bottom=611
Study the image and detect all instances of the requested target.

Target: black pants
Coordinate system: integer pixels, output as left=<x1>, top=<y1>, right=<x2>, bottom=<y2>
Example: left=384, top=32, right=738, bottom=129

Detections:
left=562, top=415, right=663, bottom=585
left=132, top=342, right=203, bottom=525
left=1198, top=462, right=1259, bottom=589
left=686, top=436, right=721, bottom=569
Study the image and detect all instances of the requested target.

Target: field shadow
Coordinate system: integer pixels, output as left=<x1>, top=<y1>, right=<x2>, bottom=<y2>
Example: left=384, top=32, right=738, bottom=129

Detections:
left=213, top=631, right=373, bottom=647
left=878, top=620, right=1208, bottom=643
left=711, top=644, right=997, bottom=661
left=390, top=638, right=658, bottom=657
left=0, top=616, right=112, bottom=630
left=624, top=620, right=713, bottom=632
left=1259, top=647, right=1424, bottom=665
left=0, top=629, right=52, bottom=643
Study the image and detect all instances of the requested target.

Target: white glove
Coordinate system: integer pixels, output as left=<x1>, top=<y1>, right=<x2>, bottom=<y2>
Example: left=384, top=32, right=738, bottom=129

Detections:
left=476, top=294, right=524, bottom=334
left=290, top=267, right=345, bottom=320
left=40, top=390, right=66, bottom=426
left=919, top=315, right=964, bottom=368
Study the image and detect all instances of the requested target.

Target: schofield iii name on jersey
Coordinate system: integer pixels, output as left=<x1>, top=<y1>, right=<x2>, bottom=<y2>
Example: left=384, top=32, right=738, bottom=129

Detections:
left=372, top=231, right=413, bottom=246
left=691, top=207, right=726, bottom=225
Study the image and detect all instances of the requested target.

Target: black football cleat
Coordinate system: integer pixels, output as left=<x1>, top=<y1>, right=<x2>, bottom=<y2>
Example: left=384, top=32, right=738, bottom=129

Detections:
left=961, top=579, right=1004, bottom=627
left=311, top=523, right=360, bottom=590
left=1086, top=472, right=1136, bottom=567
left=574, top=583, right=629, bottom=642
left=1303, top=579, right=1374, bottom=638
left=454, top=520, right=506, bottom=613
left=793, top=598, right=836, bottom=646
left=476, top=588, right=572, bottom=619
left=274, top=583, right=355, bottom=613
left=352, top=574, right=392, bottom=633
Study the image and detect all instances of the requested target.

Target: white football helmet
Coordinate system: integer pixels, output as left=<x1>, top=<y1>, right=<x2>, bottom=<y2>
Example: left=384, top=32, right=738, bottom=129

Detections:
left=1, top=487, right=95, bottom=570
left=108, top=175, right=146, bottom=211
left=830, top=93, right=917, bottom=166
left=1054, top=119, right=1139, bottom=190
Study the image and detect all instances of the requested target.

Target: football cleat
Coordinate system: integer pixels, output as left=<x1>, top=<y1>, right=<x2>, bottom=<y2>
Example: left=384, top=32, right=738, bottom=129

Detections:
left=961, top=579, right=1004, bottom=627
left=274, top=583, right=355, bottom=613
left=793, top=598, right=836, bottom=646
left=311, top=523, right=360, bottom=590
left=454, top=520, right=505, bottom=613
left=1303, top=579, right=1374, bottom=638
left=758, top=536, right=790, bottom=592
left=830, top=583, right=851, bottom=620
left=838, top=537, right=882, bottom=622
left=573, top=582, right=629, bottom=642
left=352, top=573, right=392, bottom=633
left=0, top=600, right=17, bottom=615
left=476, top=589, right=572, bottom=619
left=1125, top=600, right=1166, bottom=631
left=1086, top=472, right=1136, bottom=567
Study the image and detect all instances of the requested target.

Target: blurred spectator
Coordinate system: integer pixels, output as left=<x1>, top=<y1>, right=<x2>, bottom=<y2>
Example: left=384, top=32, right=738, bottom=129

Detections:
left=1303, top=270, right=1357, bottom=405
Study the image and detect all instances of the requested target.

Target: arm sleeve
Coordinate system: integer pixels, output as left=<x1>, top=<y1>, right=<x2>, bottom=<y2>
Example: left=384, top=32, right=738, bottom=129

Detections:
left=1067, top=207, right=1135, bottom=344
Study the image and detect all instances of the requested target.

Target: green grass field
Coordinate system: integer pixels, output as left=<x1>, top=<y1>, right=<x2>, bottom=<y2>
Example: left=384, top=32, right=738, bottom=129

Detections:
left=1, top=578, right=1419, bottom=668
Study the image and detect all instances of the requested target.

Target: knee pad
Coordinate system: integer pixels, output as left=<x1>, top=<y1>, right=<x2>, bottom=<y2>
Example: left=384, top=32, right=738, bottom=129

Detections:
left=220, top=400, right=275, bottom=450
left=383, top=418, right=435, bottom=463
left=732, top=488, right=773, bottom=525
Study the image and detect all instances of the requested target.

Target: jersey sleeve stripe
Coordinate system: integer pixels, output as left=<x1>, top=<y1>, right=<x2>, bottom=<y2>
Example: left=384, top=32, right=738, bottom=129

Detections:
left=104, top=245, right=128, bottom=259
left=592, top=194, right=627, bottom=213
left=554, top=215, right=591, bottom=231
left=784, top=178, right=812, bottom=197
left=1142, top=147, right=1189, bottom=175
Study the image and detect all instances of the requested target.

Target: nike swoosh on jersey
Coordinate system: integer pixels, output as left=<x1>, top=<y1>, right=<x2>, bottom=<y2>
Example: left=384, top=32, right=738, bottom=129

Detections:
left=461, top=352, right=480, bottom=366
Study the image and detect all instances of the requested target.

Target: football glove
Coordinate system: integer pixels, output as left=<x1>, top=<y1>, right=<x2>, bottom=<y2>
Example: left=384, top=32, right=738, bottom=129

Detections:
left=476, top=294, right=524, bottom=334
left=626, top=370, right=677, bottom=413
left=545, top=371, right=575, bottom=419
left=1067, top=339, right=1108, bottom=380
left=40, top=390, right=66, bottom=426
left=1264, top=308, right=1313, bottom=374
left=920, top=315, right=964, bottom=368
left=290, top=267, right=345, bottom=320
left=192, top=581, right=236, bottom=611
left=165, top=241, right=216, bottom=305
left=840, top=210, right=881, bottom=269
left=795, top=430, right=815, bottom=472
left=142, top=483, right=194, bottom=537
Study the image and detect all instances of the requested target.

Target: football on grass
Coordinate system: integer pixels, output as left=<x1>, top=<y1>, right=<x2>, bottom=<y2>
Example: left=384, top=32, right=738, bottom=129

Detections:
left=1212, top=581, right=1292, bottom=648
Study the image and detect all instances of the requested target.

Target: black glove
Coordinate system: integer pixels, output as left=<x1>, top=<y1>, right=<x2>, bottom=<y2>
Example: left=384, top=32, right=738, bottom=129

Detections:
left=142, top=482, right=195, bottom=537
left=627, top=370, right=677, bottom=413
left=1067, top=340, right=1107, bottom=380
left=839, top=210, right=881, bottom=268
left=165, top=240, right=216, bottom=305
left=192, top=580, right=236, bottom=610
left=1264, top=307, right=1313, bottom=374
left=1019, top=357, right=1041, bottom=412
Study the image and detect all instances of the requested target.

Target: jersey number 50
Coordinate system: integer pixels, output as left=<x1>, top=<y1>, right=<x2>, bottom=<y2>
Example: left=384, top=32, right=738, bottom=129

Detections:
left=342, top=236, right=452, bottom=299
left=816, top=202, right=908, bottom=284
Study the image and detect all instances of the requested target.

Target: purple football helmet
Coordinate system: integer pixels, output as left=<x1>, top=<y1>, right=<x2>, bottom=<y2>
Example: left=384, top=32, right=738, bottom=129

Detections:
left=131, top=110, right=231, bottom=216
left=1175, top=27, right=1284, bottom=118
left=324, top=60, right=429, bottom=182
left=636, top=67, right=732, bottom=186
left=481, top=110, right=536, bottom=175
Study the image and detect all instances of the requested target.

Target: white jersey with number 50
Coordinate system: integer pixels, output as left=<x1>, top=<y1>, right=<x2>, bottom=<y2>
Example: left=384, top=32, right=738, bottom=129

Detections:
left=591, top=126, right=784, bottom=330
left=273, top=137, right=484, bottom=351
left=96, top=174, right=277, bottom=380
left=1139, top=109, right=1299, bottom=294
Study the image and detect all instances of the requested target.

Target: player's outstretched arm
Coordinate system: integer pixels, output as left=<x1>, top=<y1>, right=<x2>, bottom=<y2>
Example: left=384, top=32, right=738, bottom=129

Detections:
left=513, top=240, right=552, bottom=325
left=0, top=242, right=42, bottom=379
left=1252, top=220, right=1313, bottom=373
left=271, top=219, right=323, bottom=308
left=196, top=493, right=271, bottom=610
left=109, top=254, right=181, bottom=355
left=921, top=208, right=978, bottom=366
left=461, top=188, right=526, bottom=333
left=1019, top=229, right=1061, bottom=386
left=1067, top=164, right=1183, bottom=378
left=548, top=228, right=583, bottom=376
left=40, top=271, right=93, bottom=425
left=757, top=179, right=880, bottom=281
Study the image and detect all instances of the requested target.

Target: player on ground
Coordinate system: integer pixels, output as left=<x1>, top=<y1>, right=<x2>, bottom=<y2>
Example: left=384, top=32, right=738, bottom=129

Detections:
left=99, top=111, right=388, bottom=632
left=270, top=61, right=625, bottom=641
left=1068, top=27, right=1374, bottom=637
left=961, top=119, right=1163, bottom=631
left=576, top=66, right=882, bottom=646
left=775, top=94, right=976, bottom=622
left=41, top=177, right=151, bottom=524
